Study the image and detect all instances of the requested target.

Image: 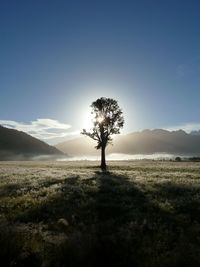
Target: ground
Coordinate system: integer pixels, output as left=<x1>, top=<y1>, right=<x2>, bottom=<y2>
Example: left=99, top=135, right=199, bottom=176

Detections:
left=0, top=160, right=200, bottom=267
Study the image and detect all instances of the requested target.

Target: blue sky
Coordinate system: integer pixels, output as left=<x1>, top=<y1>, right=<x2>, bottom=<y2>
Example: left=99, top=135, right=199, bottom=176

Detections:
left=0, top=0, right=200, bottom=144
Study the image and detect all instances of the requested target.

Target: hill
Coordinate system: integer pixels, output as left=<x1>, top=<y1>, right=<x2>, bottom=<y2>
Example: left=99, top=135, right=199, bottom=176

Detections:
left=55, top=129, right=200, bottom=156
left=0, top=125, right=64, bottom=160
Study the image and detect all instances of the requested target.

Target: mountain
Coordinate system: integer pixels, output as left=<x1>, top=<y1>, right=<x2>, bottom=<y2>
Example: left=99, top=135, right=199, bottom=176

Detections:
left=56, top=136, right=98, bottom=156
left=55, top=129, right=200, bottom=156
left=0, top=126, right=64, bottom=160
left=190, top=130, right=200, bottom=136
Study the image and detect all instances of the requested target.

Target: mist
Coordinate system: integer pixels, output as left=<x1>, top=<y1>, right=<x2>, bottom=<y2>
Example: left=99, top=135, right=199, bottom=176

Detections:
left=57, top=153, right=185, bottom=161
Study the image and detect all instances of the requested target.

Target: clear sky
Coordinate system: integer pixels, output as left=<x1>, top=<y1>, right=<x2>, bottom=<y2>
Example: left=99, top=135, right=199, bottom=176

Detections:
left=0, top=0, right=200, bottom=144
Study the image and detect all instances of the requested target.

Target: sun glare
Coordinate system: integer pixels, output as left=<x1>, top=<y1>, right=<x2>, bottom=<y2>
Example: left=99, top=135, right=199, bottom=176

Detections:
left=97, top=116, right=104, bottom=124
left=81, top=112, right=105, bottom=130
left=81, top=111, right=93, bottom=130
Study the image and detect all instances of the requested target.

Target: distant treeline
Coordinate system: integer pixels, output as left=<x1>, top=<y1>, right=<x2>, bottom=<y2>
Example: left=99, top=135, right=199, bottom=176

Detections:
left=175, top=156, right=200, bottom=162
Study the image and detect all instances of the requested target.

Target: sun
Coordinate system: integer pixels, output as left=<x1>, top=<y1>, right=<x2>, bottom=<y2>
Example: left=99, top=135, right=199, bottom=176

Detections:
left=97, top=116, right=104, bottom=124
left=81, top=110, right=105, bottom=130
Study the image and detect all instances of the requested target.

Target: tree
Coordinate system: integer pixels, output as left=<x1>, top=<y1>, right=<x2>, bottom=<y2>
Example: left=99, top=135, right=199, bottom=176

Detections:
left=81, top=97, right=124, bottom=170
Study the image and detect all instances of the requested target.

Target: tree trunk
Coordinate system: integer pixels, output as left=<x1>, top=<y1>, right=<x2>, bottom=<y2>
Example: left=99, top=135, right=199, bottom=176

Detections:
left=101, top=145, right=106, bottom=171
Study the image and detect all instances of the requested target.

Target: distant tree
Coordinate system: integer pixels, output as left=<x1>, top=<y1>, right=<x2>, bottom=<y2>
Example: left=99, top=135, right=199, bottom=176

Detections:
left=81, top=97, right=124, bottom=170
left=175, top=156, right=182, bottom=162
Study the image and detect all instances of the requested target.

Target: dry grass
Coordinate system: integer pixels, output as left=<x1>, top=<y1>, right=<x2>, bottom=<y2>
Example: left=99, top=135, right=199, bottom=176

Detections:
left=0, top=160, right=200, bottom=267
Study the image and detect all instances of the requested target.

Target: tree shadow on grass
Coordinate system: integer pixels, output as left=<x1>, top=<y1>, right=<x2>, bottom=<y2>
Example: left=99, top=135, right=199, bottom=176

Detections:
left=2, top=171, right=200, bottom=267
left=151, top=181, right=200, bottom=226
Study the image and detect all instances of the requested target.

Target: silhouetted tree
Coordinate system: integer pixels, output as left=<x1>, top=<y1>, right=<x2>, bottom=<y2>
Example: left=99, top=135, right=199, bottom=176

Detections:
left=81, top=97, right=124, bottom=170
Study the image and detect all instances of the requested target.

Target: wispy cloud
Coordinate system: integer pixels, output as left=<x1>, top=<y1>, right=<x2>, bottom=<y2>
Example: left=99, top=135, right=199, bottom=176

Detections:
left=165, top=122, right=200, bottom=133
left=0, top=118, right=78, bottom=140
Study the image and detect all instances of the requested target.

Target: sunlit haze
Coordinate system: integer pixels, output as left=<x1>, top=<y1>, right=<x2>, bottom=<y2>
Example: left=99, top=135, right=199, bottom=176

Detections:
left=81, top=108, right=94, bottom=130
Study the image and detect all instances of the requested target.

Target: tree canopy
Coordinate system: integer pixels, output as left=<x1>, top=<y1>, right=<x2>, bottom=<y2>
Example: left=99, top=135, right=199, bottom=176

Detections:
left=81, top=97, right=124, bottom=169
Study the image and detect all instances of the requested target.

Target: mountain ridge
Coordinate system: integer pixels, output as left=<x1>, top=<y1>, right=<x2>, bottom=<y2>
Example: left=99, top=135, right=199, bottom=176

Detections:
left=0, top=125, right=64, bottom=160
left=55, top=129, right=200, bottom=156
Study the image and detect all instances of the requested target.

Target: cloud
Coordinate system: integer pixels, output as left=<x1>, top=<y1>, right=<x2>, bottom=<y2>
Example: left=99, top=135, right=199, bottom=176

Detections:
left=165, top=122, right=200, bottom=133
left=0, top=118, right=78, bottom=140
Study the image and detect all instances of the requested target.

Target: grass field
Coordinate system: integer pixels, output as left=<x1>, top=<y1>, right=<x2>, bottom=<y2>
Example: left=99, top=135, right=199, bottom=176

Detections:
left=0, top=160, right=200, bottom=267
